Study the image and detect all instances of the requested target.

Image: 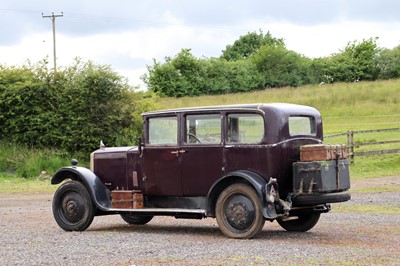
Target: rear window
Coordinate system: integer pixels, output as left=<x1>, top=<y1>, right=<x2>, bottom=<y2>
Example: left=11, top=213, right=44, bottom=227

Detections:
left=289, top=116, right=315, bottom=136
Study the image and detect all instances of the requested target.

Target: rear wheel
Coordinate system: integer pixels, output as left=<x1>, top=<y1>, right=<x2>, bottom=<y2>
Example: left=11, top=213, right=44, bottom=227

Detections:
left=277, top=212, right=320, bottom=232
left=216, top=183, right=265, bottom=239
left=120, top=214, right=153, bottom=225
left=52, top=181, right=95, bottom=231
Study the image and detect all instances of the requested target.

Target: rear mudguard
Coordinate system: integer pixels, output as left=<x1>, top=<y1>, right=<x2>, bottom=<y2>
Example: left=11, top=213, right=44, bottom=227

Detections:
left=206, top=170, right=290, bottom=219
left=51, top=166, right=111, bottom=211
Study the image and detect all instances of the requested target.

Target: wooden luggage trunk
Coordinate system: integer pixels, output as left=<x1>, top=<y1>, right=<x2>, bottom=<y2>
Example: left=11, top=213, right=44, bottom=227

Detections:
left=111, top=191, right=133, bottom=209
left=300, top=144, right=347, bottom=161
left=112, top=190, right=144, bottom=209
left=293, top=159, right=351, bottom=193
left=132, top=192, right=144, bottom=208
left=329, top=144, right=348, bottom=159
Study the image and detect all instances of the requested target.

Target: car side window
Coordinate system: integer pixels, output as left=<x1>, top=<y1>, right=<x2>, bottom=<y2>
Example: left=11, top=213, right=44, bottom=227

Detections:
left=148, top=116, right=178, bottom=145
left=227, top=113, right=264, bottom=143
left=185, top=114, right=221, bottom=144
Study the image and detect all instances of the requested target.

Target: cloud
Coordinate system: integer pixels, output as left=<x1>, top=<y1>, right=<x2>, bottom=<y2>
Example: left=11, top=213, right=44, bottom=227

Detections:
left=242, top=19, right=400, bottom=58
left=2, top=0, right=400, bottom=90
left=0, top=33, right=51, bottom=65
left=55, top=23, right=233, bottom=88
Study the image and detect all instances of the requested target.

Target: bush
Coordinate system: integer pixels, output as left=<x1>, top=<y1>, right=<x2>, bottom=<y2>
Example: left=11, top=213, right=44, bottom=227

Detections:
left=143, top=49, right=265, bottom=97
left=251, top=44, right=313, bottom=88
left=0, top=59, right=157, bottom=154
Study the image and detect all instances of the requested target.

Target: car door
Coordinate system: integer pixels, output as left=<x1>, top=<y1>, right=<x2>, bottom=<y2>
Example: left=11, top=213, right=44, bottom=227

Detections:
left=141, top=115, right=183, bottom=196
left=223, top=112, right=269, bottom=175
left=180, top=113, right=224, bottom=196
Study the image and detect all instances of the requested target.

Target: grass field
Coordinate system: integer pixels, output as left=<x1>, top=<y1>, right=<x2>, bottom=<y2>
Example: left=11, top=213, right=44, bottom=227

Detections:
left=156, top=80, right=400, bottom=132
left=156, top=79, right=400, bottom=180
left=0, top=174, right=57, bottom=193
left=0, top=79, right=399, bottom=191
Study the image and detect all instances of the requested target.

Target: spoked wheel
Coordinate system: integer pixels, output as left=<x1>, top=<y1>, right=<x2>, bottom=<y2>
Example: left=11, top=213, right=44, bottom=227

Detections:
left=120, top=214, right=153, bottom=225
left=277, top=211, right=320, bottom=232
left=216, top=183, right=265, bottom=239
left=52, top=181, right=95, bottom=231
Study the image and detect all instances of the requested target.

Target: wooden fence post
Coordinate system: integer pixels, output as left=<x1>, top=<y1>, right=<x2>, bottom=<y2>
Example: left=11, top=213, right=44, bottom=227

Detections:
left=347, top=130, right=355, bottom=163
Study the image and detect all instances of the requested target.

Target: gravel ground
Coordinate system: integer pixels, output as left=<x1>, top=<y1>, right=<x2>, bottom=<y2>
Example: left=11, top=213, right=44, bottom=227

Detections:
left=1, top=176, right=400, bottom=266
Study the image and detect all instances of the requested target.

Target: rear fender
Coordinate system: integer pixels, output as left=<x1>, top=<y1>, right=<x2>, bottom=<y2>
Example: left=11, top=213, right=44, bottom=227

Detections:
left=51, top=166, right=111, bottom=210
left=206, top=170, right=266, bottom=217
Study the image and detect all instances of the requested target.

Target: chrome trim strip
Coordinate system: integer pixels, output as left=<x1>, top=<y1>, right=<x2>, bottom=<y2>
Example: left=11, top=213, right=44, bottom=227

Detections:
left=94, top=153, right=127, bottom=159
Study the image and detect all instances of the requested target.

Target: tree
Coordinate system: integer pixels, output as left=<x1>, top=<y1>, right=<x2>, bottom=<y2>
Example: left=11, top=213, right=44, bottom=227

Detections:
left=221, top=30, right=285, bottom=61
left=58, top=61, right=135, bottom=152
left=251, top=44, right=311, bottom=88
left=143, top=49, right=208, bottom=97
left=143, top=49, right=265, bottom=97
left=376, top=45, right=400, bottom=79
left=321, top=38, right=380, bottom=83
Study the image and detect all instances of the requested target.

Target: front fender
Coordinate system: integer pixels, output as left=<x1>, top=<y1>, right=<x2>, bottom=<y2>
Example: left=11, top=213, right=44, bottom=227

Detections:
left=206, top=170, right=267, bottom=217
left=52, top=166, right=111, bottom=210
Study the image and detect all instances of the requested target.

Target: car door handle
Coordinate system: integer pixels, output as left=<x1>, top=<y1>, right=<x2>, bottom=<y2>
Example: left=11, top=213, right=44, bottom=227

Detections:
left=171, top=150, right=186, bottom=156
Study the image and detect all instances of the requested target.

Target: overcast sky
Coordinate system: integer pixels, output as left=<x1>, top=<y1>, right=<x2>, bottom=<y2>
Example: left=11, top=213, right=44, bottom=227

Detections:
left=1, top=0, right=400, bottom=89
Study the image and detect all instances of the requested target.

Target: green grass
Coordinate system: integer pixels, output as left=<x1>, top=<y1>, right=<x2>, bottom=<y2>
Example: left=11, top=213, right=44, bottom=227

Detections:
left=0, top=140, right=90, bottom=177
left=349, top=154, right=400, bottom=179
left=0, top=141, right=74, bottom=178
left=156, top=79, right=400, bottom=119
left=0, top=140, right=88, bottom=193
left=352, top=186, right=400, bottom=193
left=0, top=173, right=57, bottom=193
left=334, top=204, right=400, bottom=214
left=156, top=80, right=400, bottom=132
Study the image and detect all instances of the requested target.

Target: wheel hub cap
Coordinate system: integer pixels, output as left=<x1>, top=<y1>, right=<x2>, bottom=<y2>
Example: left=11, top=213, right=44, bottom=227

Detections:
left=225, top=195, right=255, bottom=230
left=61, top=192, right=85, bottom=224
left=66, top=201, right=78, bottom=215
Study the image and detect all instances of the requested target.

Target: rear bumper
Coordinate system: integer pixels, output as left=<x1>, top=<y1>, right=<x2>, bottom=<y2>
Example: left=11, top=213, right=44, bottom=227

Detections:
left=292, top=191, right=351, bottom=206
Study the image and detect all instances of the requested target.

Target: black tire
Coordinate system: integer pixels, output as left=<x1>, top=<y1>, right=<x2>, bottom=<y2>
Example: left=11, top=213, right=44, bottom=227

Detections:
left=277, top=212, right=320, bottom=232
left=120, top=213, right=153, bottom=225
left=52, top=181, right=95, bottom=231
left=216, top=183, right=265, bottom=239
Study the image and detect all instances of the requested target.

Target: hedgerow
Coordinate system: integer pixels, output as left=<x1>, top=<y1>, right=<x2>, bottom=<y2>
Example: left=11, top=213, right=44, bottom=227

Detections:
left=0, top=59, right=157, bottom=154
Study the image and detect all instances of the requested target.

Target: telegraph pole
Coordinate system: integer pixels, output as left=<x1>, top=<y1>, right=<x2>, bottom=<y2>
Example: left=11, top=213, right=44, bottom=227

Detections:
left=42, top=12, right=63, bottom=72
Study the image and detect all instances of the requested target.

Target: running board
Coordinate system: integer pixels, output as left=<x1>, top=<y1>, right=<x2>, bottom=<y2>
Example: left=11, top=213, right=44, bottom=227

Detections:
left=107, top=207, right=207, bottom=215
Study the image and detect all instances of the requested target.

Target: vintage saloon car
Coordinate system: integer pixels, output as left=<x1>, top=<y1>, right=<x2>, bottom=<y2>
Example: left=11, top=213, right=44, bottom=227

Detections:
left=52, top=103, right=351, bottom=239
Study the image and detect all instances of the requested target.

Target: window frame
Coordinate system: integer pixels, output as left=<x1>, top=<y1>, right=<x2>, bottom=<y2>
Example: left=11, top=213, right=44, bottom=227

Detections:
left=145, top=115, right=179, bottom=146
left=182, top=113, right=223, bottom=146
left=225, top=112, right=266, bottom=145
left=288, top=115, right=316, bottom=137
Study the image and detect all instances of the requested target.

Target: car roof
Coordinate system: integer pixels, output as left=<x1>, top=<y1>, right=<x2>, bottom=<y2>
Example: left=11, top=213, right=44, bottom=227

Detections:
left=142, top=103, right=319, bottom=116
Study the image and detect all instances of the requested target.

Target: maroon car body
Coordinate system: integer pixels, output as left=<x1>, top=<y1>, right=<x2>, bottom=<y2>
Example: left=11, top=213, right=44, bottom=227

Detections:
left=52, top=103, right=351, bottom=239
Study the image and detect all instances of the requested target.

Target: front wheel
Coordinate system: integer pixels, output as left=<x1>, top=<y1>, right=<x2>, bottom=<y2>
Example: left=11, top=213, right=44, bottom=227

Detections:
left=216, top=183, right=265, bottom=239
left=277, top=212, right=320, bottom=232
left=52, top=181, right=95, bottom=231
